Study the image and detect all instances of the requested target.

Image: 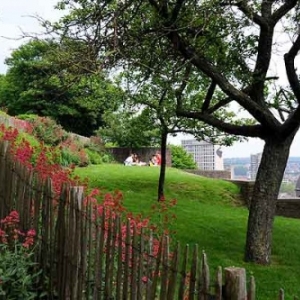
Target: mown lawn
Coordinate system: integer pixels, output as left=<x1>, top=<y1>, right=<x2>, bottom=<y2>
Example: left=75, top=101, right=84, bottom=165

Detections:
left=75, top=164, right=300, bottom=299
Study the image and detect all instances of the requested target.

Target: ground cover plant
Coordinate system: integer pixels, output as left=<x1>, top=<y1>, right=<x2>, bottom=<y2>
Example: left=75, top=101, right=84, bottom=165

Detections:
left=0, top=110, right=113, bottom=166
left=75, top=164, right=300, bottom=299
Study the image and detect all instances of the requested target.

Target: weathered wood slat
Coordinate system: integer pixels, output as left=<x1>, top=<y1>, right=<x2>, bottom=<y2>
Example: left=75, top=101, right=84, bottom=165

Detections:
left=167, top=242, right=180, bottom=300
left=150, top=236, right=163, bottom=300
left=131, top=225, right=138, bottom=300
left=160, top=236, right=170, bottom=300
left=97, top=208, right=106, bottom=300
left=215, top=266, right=222, bottom=300
left=123, top=219, right=131, bottom=300
left=146, top=232, right=155, bottom=300
left=248, top=275, right=255, bottom=300
left=189, top=244, right=198, bottom=300
left=178, top=244, right=189, bottom=300
left=137, top=228, right=144, bottom=299
left=116, top=217, right=123, bottom=300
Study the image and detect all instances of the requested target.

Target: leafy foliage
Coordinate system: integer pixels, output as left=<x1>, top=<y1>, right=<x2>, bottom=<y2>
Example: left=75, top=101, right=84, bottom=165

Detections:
left=169, top=144, right=197, bottom=170
left=97, top=108, right=160, bottom=148
left=0, top=39, right=123, bottom=136
left=0, top=211, right=41, bottom=299
left=0, top=244, right=40, bottom=299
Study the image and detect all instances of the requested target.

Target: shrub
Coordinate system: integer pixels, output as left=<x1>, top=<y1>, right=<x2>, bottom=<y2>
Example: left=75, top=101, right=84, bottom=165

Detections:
left=16, top=113, right=38, bottom=122
left=101, top=153, right=114, bottom=163
left=16, top=132, right=40, bottom=149
left=85, top=148, right=103, bottom=164
left=58, top=137, right=90, bottom=167
left=169, top=144, right=197, bottom=169
left=27, top=116, right=68, bottom=146
left=59, top=148, right=81, bottom=166
left=0, top=211, right=41, bottom=299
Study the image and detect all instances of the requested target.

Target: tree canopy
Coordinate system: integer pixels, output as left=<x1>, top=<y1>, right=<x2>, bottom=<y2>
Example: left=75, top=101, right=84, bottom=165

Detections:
left=0, top=39, right=124, bottom=136
left=42, top=0, right=300, bottom=264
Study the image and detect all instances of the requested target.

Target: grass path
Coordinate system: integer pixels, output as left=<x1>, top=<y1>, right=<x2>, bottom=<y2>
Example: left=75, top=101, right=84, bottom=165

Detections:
left=75, top=164, right=300, bottom=299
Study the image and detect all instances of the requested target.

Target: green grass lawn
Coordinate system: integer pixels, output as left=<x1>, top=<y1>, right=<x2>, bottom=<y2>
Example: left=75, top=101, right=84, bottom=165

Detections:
left=75, top=164, right=300, bottom=299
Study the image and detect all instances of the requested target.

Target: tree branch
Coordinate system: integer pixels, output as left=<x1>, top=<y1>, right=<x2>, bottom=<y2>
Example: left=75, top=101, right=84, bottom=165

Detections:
left=176, top=108, right=265, bottom=138
left=284, top=34, right=300, bottom=103
left=206, top=97, right=232, bottom=114
left=165, top=29, right=280, bottom=129
left=170, top=0, right=185, bottom=23
left=201, top=80, right=216, bottom=112
left=271, top=0, right=298, bottom=25
left=250, top=26, right=274, bottom=105
left=281, top=106, right=300, bottom=137
left=175, top=63, right=192, bottom=101
left=261, top=0, right=273, bottom=18
left=235, top=1, right=268, bottom=27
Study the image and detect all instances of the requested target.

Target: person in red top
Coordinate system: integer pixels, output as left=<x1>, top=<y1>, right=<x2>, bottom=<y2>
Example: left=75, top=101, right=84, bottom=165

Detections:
left=155, top=151, right=161, bottom=165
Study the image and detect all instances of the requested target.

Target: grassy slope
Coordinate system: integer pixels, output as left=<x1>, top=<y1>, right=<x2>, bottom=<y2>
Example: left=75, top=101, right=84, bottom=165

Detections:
left=75, top=164, right=300, bottom=299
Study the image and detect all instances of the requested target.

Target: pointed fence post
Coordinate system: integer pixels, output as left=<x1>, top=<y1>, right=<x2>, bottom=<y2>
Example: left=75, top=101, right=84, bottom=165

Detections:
left=224, top=267, right=247, bottom=300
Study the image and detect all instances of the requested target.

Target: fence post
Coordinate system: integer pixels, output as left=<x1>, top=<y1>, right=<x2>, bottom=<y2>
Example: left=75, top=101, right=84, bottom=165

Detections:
left=248, top=275, right=255, bottom=300
left=224, top=267, right=247, bottom=300
left=279, top=289, right=284, bottom=300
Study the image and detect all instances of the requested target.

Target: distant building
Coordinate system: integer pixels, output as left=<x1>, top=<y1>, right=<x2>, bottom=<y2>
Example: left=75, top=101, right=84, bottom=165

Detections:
left=181, top=139, right=224, bottom=170
left=250, top=153, right=262, bottom=180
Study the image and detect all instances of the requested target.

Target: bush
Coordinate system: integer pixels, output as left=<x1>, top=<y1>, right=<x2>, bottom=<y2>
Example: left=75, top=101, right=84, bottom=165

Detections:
left=169, top=144, right=197, bottom=169
left=16, top=113, right=38, bottom=122
left=25, top=116, right=68, bottom=146
left=0, top=211, right=41, bottom=299
left=101, top=153, right=114, bottom=163
left=0, top=244, right=40, bottom=299
left=85, top=148, right=103, bottom=165
left=59, top=148, right=81, bottom=166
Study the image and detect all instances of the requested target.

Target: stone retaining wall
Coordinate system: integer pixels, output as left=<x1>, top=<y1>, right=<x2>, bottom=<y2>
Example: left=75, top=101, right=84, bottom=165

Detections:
left=231, top=180, right=300, bottom=219
left=183, top=169, right=231, bottom=180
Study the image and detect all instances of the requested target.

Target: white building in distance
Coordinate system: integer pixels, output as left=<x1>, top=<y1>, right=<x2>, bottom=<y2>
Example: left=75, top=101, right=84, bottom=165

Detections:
left=181, top=139, right=224, bottom=170
left=250, top=153, right=262, bottom=180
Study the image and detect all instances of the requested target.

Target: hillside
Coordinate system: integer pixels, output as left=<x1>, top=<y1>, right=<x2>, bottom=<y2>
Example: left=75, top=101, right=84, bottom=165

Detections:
left=75, top=164, right=300, bottom=299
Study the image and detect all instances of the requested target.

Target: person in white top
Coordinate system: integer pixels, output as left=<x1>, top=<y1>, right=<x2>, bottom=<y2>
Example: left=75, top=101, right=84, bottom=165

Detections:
left=124, top=154, right=134, bottom=166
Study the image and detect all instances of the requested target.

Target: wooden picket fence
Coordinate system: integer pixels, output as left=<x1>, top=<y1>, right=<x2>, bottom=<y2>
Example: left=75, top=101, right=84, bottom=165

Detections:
left=0, top=139, right=298, bottom=299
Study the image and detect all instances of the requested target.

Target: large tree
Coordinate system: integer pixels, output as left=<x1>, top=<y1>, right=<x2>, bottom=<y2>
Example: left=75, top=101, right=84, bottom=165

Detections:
left=0, top=39, right=123, bottom=136
left=51, top=0, right=300, bottom=264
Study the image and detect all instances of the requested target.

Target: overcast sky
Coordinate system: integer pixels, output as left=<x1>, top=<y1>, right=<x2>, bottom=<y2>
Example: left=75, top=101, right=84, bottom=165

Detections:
left=1, top=1, right=300, bottom=158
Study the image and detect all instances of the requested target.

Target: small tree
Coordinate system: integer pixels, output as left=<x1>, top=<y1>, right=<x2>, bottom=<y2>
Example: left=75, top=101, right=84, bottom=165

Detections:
left=169, top=145, right=197, bottom=170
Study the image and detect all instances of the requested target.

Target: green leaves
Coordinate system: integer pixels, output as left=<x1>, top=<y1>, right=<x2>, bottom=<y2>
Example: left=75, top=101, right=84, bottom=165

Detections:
left=168, top=144, right=197, bottom=170
left=0, top=244, right=41, bottom=299
left=0, top=39, right=124, bottom=136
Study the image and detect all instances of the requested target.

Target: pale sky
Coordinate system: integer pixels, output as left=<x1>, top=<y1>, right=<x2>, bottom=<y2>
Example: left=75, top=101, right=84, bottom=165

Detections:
left=0, top=1, right=299, bottom=158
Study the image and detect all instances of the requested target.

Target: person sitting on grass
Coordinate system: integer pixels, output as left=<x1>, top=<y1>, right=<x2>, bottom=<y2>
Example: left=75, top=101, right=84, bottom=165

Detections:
left=149, top=155, right=158, bottom=166
left=124, top=154, right=134, bottom=166
left=155, top=151, right=161, bottom=166
left=133, top=153, right=147, bottom=166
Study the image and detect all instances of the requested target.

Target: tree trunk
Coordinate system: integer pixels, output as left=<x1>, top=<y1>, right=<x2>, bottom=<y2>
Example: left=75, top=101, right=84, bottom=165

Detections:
left=244, top=134, right=296, bottom=264
left=157, top=129, right=168, bottom=201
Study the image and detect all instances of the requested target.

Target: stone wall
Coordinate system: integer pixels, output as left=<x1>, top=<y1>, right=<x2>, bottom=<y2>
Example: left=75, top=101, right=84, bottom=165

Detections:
left=107, top=147, right=172, bottom=166
left=276, top=199, right=300, bottom=218
left=229, top=180, right=255, bottom=208
left=183, top=169, right=231, bottom=180
left=230, top=180, right=300, bottom=219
